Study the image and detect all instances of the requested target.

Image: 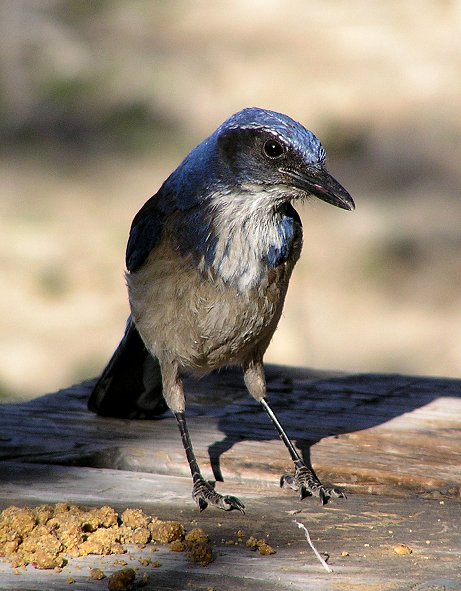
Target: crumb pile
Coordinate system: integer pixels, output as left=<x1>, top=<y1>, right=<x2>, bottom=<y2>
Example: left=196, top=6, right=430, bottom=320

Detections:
left=245, top=535, right=276, bottom=556
left=0, top=504, right=190, bottom=569
left=169, top=527, right=214, bottom=566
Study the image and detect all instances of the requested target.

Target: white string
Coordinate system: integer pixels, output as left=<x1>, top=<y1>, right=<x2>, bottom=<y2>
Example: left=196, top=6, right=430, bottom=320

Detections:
left=293, top=520, right=333, bottom=573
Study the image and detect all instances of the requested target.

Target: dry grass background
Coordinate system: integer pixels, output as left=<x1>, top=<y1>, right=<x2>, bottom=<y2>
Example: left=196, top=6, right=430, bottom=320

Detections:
left=1, top=1, right=461, bottom=400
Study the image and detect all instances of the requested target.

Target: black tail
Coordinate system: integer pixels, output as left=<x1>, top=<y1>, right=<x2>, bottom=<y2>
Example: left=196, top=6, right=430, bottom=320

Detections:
left=88, top=317, right=168, bottom=419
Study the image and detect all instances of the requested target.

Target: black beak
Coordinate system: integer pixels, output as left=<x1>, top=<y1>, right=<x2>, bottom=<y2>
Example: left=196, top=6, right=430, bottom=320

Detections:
left=285, top=165, right=355, bottom=211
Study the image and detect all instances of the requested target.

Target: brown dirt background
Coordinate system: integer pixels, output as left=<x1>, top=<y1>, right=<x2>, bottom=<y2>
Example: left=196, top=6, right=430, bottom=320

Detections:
left=1, top=1, right=460, bottom=400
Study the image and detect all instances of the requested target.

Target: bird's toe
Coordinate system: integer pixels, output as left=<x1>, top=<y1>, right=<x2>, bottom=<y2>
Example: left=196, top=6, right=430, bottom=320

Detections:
left=222, top=495, right=245, bottom=513
left=192, top=476, right=245, bottom=513
left=280, top=461, right=346, bottom=505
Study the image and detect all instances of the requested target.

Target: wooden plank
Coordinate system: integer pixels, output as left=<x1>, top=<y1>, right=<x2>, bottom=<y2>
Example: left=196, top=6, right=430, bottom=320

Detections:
left=1, top=367, right=460, bottom=498
left=1, top=367, right=460, bottom=589
left=0, top=462, right=460, bottom=591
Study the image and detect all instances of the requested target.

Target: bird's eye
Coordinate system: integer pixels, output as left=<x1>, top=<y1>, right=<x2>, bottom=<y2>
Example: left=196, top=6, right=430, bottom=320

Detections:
left=263, top=139, right=284, bottom=159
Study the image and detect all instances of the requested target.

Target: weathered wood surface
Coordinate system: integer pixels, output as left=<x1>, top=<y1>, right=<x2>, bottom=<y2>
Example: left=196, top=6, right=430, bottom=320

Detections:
left=0, top=463, right=459, bottom=591
left=1, top=366, right=460, bottom=497
left=0, top=365, right=460, bottom=590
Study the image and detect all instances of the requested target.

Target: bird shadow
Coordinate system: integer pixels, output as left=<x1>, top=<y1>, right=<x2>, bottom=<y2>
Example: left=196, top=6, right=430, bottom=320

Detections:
left=191, top=365, right=459, bottom=489
left=1, top=364, right=459, bottom=501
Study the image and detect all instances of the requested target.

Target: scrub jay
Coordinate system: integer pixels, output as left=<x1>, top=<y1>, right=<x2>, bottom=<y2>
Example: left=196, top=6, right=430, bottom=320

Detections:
left=88, top=107, right=355, bottom=513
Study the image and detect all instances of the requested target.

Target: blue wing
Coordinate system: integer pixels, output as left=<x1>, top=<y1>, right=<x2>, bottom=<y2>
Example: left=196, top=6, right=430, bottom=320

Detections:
left=125, top=185, right=176, bottom=272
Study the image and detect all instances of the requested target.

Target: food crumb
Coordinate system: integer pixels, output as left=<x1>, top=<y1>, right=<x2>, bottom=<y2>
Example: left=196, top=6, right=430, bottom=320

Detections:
left=246, top=536, right=276, bottom=556
left=89, top=567, right=106, bottom=580
left=120, top=509, right=150, bottom=530
left=258, top=541, right=276, bottom=556
left=393, top=543, right=412, bottom=556
left=169, top=540, right=187, bottom=552
left=185, top=528, right=209, bottom=544
left=66, top=577, right=75, bottom=584
left=187, top=542, right=213, bottom=566
left=149, top=519, right=184, bottom=544
left=107, top=567, right=136, bottom=591
left=141, top=572, right=150, bottom=585
left=340, top=551, right=349, bottom=557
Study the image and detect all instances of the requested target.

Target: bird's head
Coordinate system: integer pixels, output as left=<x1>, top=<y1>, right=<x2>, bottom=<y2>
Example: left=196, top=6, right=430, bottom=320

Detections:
left=214, top=107, right=354, bottom=211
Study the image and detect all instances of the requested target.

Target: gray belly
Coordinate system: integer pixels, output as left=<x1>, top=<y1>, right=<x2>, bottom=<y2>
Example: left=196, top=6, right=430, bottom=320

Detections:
left=126, top=246, right=294, bottom=373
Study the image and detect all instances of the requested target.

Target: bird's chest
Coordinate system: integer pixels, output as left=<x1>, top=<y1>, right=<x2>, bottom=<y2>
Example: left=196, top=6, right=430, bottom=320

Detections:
left=193, top=216, right=302, bottom=366
left=203, top=204, right=303, bottom=292
left=128, top=205, right=302, bottom=371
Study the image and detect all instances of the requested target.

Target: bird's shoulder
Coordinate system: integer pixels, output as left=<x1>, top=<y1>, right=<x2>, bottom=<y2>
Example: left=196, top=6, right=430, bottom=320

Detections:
left=125, top=184, right=176, bottom=272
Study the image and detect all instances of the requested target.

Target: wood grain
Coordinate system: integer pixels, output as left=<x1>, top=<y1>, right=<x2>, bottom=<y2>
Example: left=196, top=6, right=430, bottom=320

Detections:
left=0, top=366, right=460, bottom=589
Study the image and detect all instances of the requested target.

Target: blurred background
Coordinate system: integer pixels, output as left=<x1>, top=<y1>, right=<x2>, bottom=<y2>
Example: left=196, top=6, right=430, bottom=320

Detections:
left=1, top=0, right=460, bottom=401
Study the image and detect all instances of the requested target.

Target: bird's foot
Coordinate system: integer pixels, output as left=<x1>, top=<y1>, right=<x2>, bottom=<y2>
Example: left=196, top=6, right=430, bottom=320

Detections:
left=192, top=475, right=245, bottom=513
left=280, top=459, right=346, bottom=505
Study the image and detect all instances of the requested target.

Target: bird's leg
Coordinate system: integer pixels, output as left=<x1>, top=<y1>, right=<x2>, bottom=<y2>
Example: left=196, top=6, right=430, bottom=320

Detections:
left=244, top=358, right=344, bottom=504
left=259, top=398, right=345, bottom=505
left=174, top=411, right=245, bottom=513
left=163, top=363, right=244, bottom=513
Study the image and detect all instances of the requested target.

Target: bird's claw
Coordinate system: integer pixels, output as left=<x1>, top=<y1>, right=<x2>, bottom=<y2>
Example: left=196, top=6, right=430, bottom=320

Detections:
left=280, top=460, right=346, bottom=505
left=192, top=476, right=245, bottom=513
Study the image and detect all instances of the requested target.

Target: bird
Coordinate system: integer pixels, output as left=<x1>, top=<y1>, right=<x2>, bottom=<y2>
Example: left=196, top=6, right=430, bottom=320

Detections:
left=88, top=107, right=355, bottom=513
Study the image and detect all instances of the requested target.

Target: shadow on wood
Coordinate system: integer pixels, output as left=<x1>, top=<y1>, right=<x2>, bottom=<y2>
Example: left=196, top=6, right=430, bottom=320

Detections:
left=206, top=366, right=461, bottom=497
left=1, top=364, right=460, bottom=499
left=1, top=365, right=460, bottom=591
